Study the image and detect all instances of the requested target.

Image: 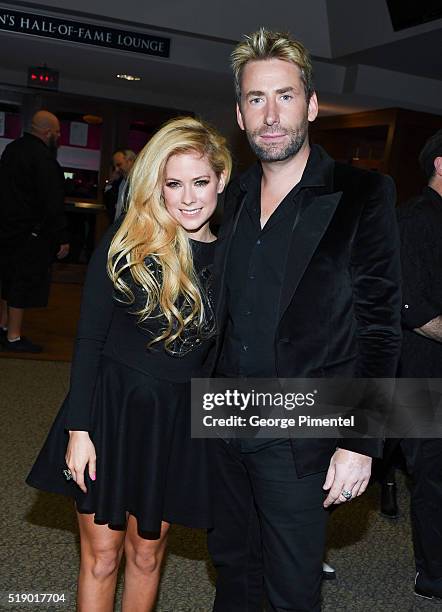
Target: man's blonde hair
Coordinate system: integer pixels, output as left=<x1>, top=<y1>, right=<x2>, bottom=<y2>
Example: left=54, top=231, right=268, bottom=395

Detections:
left=231, top=28, right=314, bottom=103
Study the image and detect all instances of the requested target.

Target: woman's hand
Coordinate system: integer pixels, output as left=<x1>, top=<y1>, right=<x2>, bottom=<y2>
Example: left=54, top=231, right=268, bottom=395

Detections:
left=65, top=431, right=96, bottom=494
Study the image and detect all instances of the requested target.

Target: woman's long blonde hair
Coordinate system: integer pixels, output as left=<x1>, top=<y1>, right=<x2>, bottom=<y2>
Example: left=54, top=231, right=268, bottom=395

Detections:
left=107, top=116, right=232, bottom=351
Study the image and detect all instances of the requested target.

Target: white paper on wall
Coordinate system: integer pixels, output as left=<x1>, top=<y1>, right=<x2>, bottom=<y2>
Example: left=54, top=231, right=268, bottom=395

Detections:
left=69, top=122, right=88, bottom=147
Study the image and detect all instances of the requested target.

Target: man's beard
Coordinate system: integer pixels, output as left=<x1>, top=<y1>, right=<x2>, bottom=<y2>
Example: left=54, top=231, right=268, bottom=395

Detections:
left=48, top=134, right=59, bottom=153
left=245, top=117, right=309, bottom=162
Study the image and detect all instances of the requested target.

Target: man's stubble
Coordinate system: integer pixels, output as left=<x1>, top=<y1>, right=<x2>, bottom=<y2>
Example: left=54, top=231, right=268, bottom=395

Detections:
left=244, top=112, right=309, bottom=163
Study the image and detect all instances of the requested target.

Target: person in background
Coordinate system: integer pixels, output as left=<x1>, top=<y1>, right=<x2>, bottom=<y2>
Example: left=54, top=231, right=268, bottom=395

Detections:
left=0, top=110, right=69, bottom=353
left=103, top=164, right=123, bottom=223
left=397, top=129, right=442, bottom=601
left=111, top=148, right=136, bottom=220
left=27, top=117, right=231, bottom=612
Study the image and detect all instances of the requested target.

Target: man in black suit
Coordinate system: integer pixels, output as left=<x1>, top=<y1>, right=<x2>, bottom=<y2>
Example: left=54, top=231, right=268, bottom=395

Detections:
left=207, top=29, right=402, bottom=611
left=397, top=130, right=442, bottom=601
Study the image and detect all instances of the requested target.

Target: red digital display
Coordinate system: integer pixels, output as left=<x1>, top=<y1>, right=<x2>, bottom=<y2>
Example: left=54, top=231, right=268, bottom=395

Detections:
left=27, top=66, right=59, bottom=90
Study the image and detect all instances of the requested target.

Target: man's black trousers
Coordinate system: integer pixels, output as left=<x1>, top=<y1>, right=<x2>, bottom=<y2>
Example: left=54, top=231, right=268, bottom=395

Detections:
left=208, top=439, right=329, bottom=612
left=401, top=438, right=442, bottom=579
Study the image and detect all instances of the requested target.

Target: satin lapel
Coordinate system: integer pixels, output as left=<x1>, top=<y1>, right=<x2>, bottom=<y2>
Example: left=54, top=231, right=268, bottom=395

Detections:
left=214, top=192, right=247, bottom=325
left=278, top=190, right=343, bottom=320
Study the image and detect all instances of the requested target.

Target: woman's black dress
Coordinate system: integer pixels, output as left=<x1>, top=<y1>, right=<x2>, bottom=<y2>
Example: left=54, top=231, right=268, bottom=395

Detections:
left=26, top=226, right=215, bottom=535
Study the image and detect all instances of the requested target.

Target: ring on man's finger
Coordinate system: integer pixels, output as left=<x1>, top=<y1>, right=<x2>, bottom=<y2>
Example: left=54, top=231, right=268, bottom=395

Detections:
left=341, top=489, right=352, bottom=500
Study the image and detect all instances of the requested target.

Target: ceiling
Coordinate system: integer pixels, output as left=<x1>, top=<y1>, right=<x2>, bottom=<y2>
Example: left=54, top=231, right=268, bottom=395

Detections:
left=0, top=2, right=441, bottom=118
left=340, top=28, right=442, bottom=81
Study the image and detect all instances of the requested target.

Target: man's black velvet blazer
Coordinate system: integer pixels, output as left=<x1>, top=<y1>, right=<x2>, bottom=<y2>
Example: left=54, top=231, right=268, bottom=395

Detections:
left=209, top=146, right=402, bottom=477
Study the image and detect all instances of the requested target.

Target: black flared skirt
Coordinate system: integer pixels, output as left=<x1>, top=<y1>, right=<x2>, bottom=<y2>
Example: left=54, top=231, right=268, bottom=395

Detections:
left=26, top=355, right=211, bottom=534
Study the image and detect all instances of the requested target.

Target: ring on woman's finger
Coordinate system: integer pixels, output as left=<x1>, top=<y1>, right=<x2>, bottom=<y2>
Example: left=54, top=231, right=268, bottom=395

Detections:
left=63, top=468, right=73, bottom=481
left=341, top=489, right=352, bottom=501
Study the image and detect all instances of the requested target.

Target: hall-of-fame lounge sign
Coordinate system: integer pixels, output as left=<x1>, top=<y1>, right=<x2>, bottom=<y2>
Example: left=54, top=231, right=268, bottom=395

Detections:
left=0, top=8, right=171, bottom=57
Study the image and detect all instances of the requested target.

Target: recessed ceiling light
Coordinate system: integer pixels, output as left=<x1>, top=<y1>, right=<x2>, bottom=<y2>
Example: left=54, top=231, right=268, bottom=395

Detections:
left=116, top=74, right=141, bottom=81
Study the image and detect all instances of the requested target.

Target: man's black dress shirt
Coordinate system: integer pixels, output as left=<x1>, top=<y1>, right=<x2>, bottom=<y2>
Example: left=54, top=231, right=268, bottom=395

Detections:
left=218, top=145, right=328, bottom=377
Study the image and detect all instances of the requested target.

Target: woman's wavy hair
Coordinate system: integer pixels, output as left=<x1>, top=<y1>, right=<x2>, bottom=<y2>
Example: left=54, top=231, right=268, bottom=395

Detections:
left=107, top=116, right=232, bottom=352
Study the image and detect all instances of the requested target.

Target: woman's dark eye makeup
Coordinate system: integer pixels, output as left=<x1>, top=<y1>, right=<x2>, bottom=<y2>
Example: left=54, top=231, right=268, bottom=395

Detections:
left=165, top=178, right=210, bottom=188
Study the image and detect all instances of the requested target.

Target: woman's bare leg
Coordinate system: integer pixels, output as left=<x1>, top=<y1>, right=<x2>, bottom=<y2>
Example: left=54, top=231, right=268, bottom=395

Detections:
left=122, top=516, right=170, bottom=612
left=6, top=305, right=23, bottom=339
left=76, top=512, right=126, bottom=612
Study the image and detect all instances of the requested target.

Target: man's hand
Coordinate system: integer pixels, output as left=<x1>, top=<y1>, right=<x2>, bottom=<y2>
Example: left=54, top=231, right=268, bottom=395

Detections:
left=414, top=315, right=442, bottom=343
left=322, top=448, right=372, bottom=508
left=56, top=243, right=70, bottom=259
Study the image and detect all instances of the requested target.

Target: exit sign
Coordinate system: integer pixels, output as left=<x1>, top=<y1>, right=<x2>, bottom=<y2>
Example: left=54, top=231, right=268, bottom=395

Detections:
left=27, top=66, right=59, bottom=90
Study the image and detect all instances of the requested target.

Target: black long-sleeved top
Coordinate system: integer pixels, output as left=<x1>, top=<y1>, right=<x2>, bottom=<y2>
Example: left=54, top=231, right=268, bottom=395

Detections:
left=0, top=133, right=68, bottom=249
left=398, top=186, right=442, bottom=377
left=65, top=225, right=215, bottom=431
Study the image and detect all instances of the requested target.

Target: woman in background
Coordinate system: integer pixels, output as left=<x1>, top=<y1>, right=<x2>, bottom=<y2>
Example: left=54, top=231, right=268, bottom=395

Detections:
left=27, top=116, right=231, bottom=612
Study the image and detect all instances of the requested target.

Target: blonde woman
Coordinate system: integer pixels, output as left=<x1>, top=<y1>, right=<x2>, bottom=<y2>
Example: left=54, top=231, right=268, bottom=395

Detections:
left=27, top=117, right=231, bottom=612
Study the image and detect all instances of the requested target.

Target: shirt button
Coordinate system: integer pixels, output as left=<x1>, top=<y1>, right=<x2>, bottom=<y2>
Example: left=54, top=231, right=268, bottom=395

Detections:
left=242, top=344, right=248, bottom=352
left=245, top=310, right=252, bottom=316
left=256, top=239, right=261, bottom=245
left=404, top=304, right=409, bottom=309
left=249, top=275, right=255, bottom=280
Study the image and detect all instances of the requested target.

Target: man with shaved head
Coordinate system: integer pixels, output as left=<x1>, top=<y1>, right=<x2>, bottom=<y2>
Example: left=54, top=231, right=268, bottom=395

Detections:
left=32, top=110, right=61, bottom=149
left=0, top=110, right=69, bottom=353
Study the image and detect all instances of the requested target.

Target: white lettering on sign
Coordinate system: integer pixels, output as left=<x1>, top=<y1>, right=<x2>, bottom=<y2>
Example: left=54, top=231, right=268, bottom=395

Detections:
left=1, top=10, right=170, bottom=57
left=117, top=34, right=165, bottom=52
left=0, top=13, right=15, bottom=26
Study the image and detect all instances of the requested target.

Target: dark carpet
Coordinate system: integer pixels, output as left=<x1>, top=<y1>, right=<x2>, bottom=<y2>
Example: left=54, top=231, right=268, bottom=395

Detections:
left=0, top=358, right=438, bottom=611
